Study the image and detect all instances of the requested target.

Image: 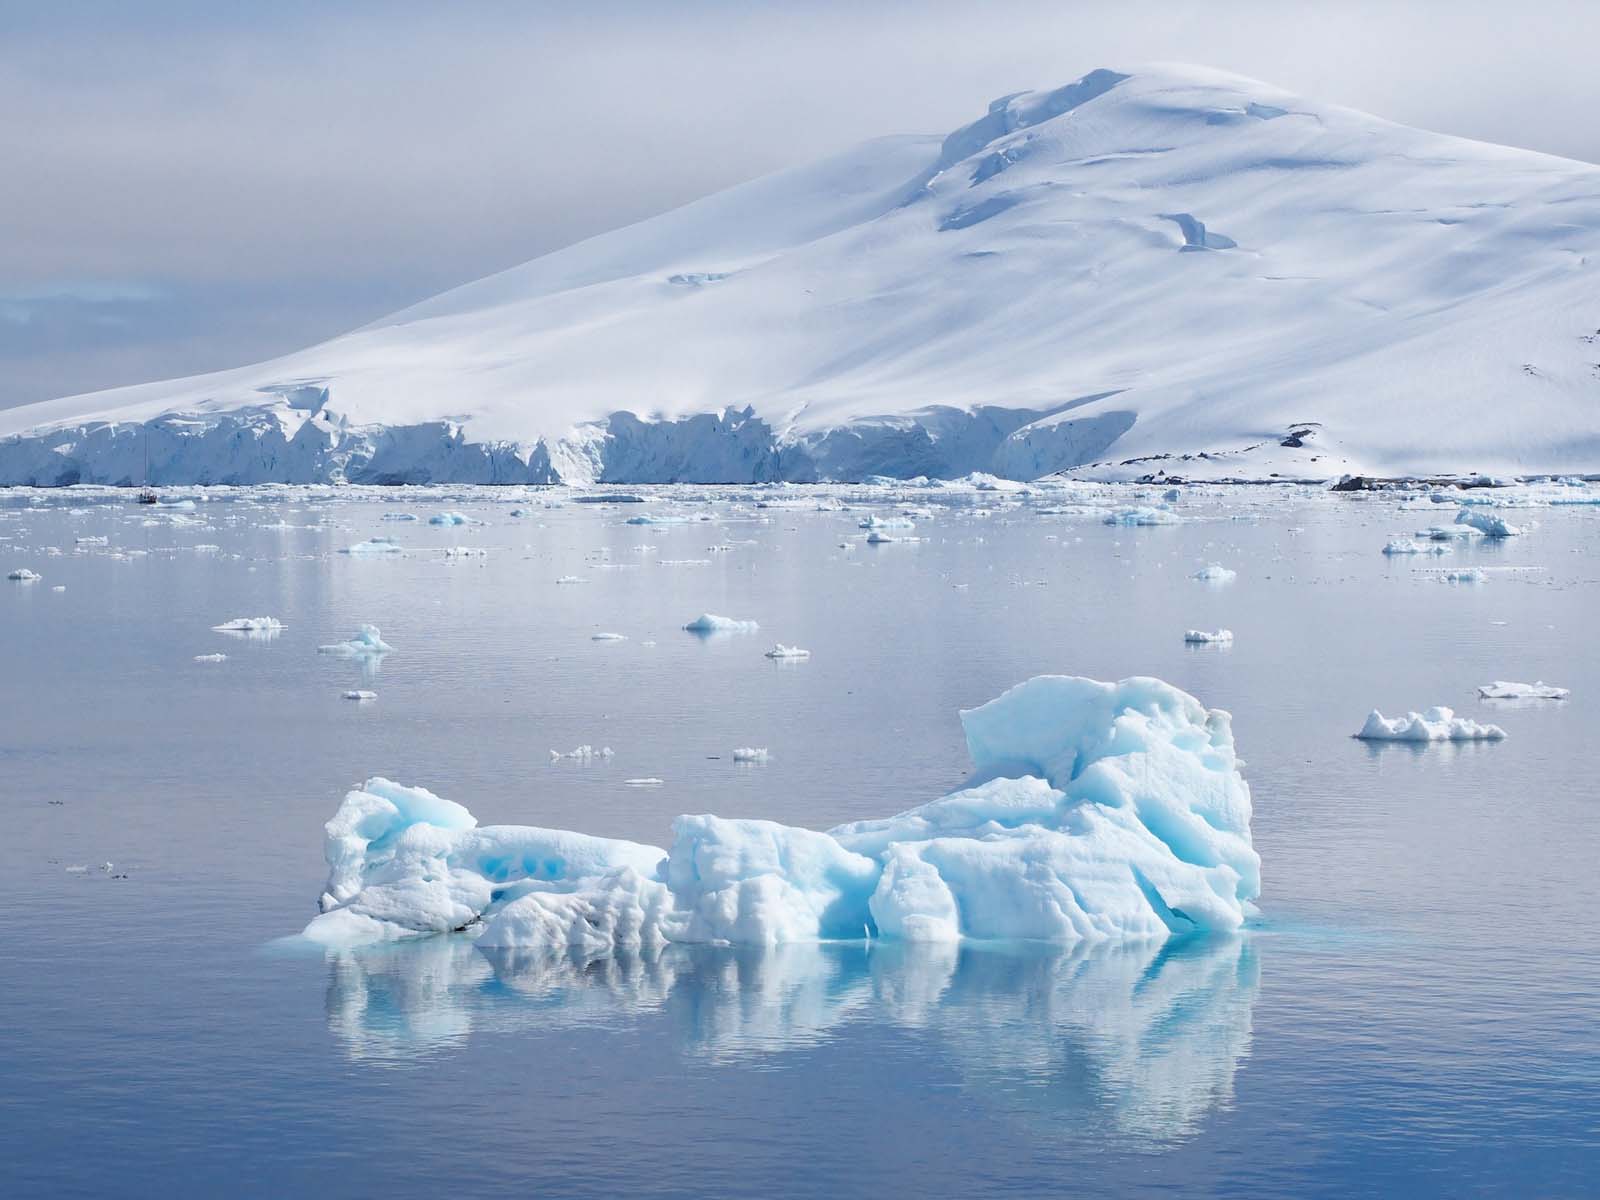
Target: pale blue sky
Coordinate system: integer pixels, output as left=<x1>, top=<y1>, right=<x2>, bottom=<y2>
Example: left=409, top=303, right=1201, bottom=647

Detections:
left=4, top=0, right=1597, bottom=409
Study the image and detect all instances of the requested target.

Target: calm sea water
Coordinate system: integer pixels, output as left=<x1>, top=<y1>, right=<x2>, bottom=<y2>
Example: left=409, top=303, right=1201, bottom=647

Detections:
left=2, top=484, right=1597, bottom=1197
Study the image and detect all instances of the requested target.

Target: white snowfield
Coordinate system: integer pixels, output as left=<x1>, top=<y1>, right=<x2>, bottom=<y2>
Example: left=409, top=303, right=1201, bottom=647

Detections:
left=5, top=64, right=1599, bottom=487
left=1355, top=707, right=1508, bottom=742
left=301, top=674, right=1260, bottom=949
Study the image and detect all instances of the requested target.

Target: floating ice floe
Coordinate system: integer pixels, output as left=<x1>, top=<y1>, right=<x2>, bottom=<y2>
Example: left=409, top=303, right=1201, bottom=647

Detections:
left=1383, top=539, right=1451, bottom=556
left=551, top=745, right=614, bottom=761
left=859, top=515, right=914, bottom=530
left=319, top=625, right=393, bottom=657
left=303, top=673, right=1259, bottom=950
left=343, top=690, right=378, bottom=702
left=1184, top=629, right=1233, bottom=644
left=1455, top=508, right=1525, bottom=537
left=7, top=567, right=40, bottom=581
left=381, top=513, right=418, bottom=522
left=1192, top=564, right=1236, bottom=583
left=193, top=653, right=228, bottom=663
left=1355, top=707, right=1507, bottom=742
left=731, top=747, right=770, bottom=763
left=428, top=511, right=473, bottom=526
left=591, top=632, right=627, bottom=641
left=1477, top=681, right=1568, bottom=700
left=213, top=616, right=284, bottom=634
left=1104, top=506, right=1178, bottom=526
left=1441, top=568, right=1487, bottom=584
left=684, top=613, right=760, bottom=634
left=74, top=535, right=108, bottom=546
left=867, top=530, right=922, bottom=544
left=624, top=778, right=665, bottom=788
left=443, top=546, right=487, bottom=558
left=555, top=576, right=586, bottom=584
left=342, top=537, right=404, bottom=556
left=764, top=644, right=811, bottom=659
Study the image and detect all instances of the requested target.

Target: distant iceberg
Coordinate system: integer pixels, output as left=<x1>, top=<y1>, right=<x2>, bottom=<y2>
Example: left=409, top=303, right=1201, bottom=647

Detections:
left=341, top=537, right=403, bottom=556
left=1455, top=508, right=1526, bottom=537
left=764, top=643, right=812, bottom=660
left=1192, top=563, right=1236, bottom=583
left=1105, top=506, right=1178, bottom=526
left=683, top=613, right=760, bottom=634
left=318, top=625, right=393, bottom=657
left=303, top=674, right=1260, bottom=949
left=213, top=616, right=283, bottom=635
left=1477, top=681, right=1567, bottom=700
left=1355, top=707, right=1507, bottom=742
left=1184, top=629, right=1233, bottom=644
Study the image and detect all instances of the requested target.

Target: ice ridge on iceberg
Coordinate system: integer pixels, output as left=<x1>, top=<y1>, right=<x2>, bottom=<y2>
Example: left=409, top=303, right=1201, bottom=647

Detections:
left=303, top=675, right=1260, bottom=949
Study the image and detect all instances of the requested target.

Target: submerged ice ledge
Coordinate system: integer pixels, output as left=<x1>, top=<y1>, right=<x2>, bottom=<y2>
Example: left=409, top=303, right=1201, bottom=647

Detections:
left=303, top=674, right=1260, bottom=950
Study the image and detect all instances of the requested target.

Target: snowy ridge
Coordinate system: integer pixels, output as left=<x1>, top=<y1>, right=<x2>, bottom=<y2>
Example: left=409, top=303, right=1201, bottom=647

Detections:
left=303, top=674, right=1259, bottom=949
left=5, top=63, right=1600, bottom=485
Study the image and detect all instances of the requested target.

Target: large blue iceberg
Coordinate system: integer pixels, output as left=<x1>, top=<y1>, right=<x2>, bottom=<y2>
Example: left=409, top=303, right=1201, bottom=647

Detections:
left=303, top=675, right=1260, bottom=948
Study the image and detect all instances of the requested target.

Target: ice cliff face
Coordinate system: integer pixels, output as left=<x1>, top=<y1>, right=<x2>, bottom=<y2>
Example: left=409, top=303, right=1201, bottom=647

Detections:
left=6, top=62, right=1600, bottom=485
left=303, top=674, right=1260, bottom=949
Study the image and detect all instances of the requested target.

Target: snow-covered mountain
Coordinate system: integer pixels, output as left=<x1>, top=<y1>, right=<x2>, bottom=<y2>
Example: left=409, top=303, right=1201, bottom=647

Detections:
left=4, top=63, right=1598, bottom=485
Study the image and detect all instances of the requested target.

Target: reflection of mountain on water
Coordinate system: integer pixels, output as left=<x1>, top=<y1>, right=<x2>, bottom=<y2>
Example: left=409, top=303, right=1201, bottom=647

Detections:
left=325, top=935, right=1258, bottom=1143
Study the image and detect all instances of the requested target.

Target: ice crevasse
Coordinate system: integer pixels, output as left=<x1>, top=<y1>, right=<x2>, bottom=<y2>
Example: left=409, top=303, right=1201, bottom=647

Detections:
left=302, top=675, right=1260, bottom=950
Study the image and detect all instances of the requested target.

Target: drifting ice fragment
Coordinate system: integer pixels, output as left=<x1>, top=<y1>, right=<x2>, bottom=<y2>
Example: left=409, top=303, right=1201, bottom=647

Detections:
left=213, top=617, right=284, bottom=634
left=1441, top=568, right=1487, bottom=584
left=1383, top=539, right=1451, bottom=556
left=1192, top=564, right=1236, bottom=583
left=1455, top=508, right=1525, bottom=537
left=591, top=632, right=627, bottom=641
left=429, top=511, right=472, bottom=526
left=304, top=674, right=1259, bottom=950
left=1477, top=681, right=1568, bottom=700
left=319, top=625, right=393, bottom=657
left=193, top=653, right=228, bottom=663
left=1184, top=629, right=1233, bottom=644
left=764, top=644, right=812, bottom=659
left=624, top=778, right=666, bottom=787
left=731, top=747, right=770, bottom=763
left=551, top=746, right=614, bottom=761
left=684, top=613, right=760, bottom=634
left=1104, top=507, right=1179, bottom=526
left=344, top=690, right=378, bottom=702
left=1355, top=707, right=1507, bottom=742
left=443, top=546, right=487, bottom=558
left=342, top=538, right=403, bottom=556
left=7, top=567, right=41, bottom=581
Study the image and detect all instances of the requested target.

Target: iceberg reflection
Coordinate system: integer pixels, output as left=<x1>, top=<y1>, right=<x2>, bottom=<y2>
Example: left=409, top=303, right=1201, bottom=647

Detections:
left=325, top=934, right=1258, bottom=1142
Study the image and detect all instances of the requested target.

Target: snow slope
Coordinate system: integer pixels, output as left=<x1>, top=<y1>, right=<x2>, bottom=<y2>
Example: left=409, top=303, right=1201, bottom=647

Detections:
left=4, top=63, right=1598, bottom=485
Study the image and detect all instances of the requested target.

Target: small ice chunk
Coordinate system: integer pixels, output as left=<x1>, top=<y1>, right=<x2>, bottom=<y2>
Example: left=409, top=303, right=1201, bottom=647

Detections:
left=684, top=613, right=759, bottom=634
left=381, top=513, right=418, bottom=522
left=212, top=617, right=284, bottom=634
left=318, top=624, right=393, bottom=657
left=764, top=644, right=812, bottom=659
left=1104, top=506, right=1178, bottom=526
left=343, top=690, right=378, bottom=701
left=1442, top=568, right=1487, bottom=584
left=859, top=515, right=914, bottom=530
left=591, top=632, right=628, bottom=641
left=1455, top=508, right=1525, bottom=537
left=1192, top=564, right=1236, bottom=583
left=193, top=653, right=228, bottom=663
left=1383, top=539, right=1451, bottom=556
left=551, top=745, right=614, bottom=761
left=731, top=747, right=769, bottom=763
left=1477, top=681, right=1568, bottom=700
left=342, top=537, right=403, bottom=555
left=555, top=576, right=586, bottom=584
left=428, top=511, right=472, bottom=526
left=75, top=535, right=109, bottom=546
left=1184, top=629, right=1234, bottom=644
left=1355, top=707, right=1507, bottom=742
left=7, top=567, right=41, bottom=581
left=443, top=546, right=487, bottom=558
left=624, top=777, right=665, bottom=787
